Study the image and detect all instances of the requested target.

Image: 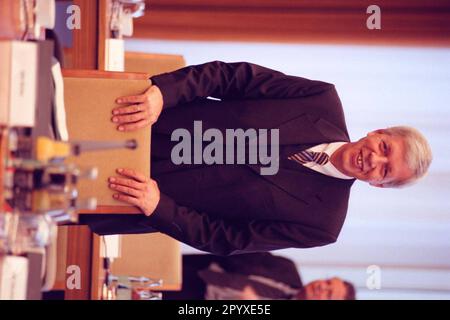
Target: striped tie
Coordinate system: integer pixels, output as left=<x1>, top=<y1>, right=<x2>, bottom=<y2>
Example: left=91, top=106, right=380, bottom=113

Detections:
left=288, top=150, right=330, bottom=166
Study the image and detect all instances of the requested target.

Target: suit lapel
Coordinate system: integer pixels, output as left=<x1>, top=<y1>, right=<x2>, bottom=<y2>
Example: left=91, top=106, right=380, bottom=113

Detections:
left=277, top=113, right=350, bottom=145
left=249, top=163, right=353, bottom=204
left=247, top=113, right=353, bottom=203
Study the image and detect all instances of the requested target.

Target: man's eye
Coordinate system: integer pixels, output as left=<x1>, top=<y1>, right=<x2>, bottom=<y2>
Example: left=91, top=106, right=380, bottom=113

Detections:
left=382, top=141, right=388, bottom=155
left=383, top=166, right=388, bottom=178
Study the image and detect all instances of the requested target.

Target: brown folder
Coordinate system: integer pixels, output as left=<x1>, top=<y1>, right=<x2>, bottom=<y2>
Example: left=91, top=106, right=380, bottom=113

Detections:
left=58, top=58, right=185, bottom=295
left=125, top=51, right=185, bottom=76
left=116, top=54, right=186, bottom=293
left=63, top=70, right=151, bottom=214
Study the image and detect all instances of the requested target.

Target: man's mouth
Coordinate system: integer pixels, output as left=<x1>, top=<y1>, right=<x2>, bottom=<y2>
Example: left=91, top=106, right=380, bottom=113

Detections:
left=356, top=150, right=363, bottom=171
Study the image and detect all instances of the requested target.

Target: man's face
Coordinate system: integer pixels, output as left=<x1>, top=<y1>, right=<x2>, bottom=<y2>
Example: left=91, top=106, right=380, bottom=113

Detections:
left=305, top=277, right=348, bottom=300
left=330, top=130, right=414, bottom=187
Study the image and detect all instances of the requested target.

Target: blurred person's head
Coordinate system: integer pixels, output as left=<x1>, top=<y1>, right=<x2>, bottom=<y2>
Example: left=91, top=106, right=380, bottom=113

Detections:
left=330, top=126, right=432, bottom=188
left=297, top=277, right=356, bottom=300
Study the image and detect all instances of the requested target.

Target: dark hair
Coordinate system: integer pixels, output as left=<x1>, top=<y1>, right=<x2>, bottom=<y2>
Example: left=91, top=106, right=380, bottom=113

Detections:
left=343, top=281, right=356, bottom=300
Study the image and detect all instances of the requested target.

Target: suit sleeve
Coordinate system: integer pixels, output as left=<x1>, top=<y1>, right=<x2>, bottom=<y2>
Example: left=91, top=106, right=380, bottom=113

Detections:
left=150, top=61, right=333, bottom=108
left=140, top=193, right=337, bottom=256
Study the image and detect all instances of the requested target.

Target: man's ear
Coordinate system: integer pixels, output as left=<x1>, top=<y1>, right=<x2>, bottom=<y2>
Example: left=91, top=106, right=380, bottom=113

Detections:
left=370, top=182, right=385, bottom=188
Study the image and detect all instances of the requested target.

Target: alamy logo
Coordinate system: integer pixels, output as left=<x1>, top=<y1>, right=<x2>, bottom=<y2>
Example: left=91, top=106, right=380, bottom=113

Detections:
left=171, top=121, right=280, bottom=175
left=366, top=5, right=381, bottom=30
left=66, top=265, right=81, bottom=290
left=66, top=5, right=81, bottom=30
left=366, top=265, right=382, bottom=290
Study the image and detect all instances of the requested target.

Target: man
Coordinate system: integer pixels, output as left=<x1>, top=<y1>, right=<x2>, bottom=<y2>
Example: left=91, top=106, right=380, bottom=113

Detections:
left=84, top=61, right=432, bottom=255
left=163, top=253, right=356, bottom=300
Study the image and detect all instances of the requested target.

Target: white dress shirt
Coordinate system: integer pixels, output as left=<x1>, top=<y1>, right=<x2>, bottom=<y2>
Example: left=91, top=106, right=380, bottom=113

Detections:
left=301, top=142, right=353, bottom=180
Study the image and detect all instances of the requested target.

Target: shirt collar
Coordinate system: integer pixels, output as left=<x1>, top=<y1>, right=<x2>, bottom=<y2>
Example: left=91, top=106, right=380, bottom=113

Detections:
left=308, top=142, right=353, bottom=180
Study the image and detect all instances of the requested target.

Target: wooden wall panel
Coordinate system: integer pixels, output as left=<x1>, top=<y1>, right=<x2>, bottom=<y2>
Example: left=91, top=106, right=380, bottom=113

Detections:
left=133, top=0, right=450, bottom=46
left=0, top=0, right=25, bottom=40
left=72, top=0, right=99, bottom=68
left=64, top=0, right=99, bottom=300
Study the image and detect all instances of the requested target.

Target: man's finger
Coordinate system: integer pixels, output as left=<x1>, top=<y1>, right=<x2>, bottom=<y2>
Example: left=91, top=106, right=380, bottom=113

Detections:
left=109, top=184, right=142, bottom=198
left=108, top=176, right=145, bottom=190
left=112, top=103, right=146, bottom=115
left=112, top=111, right=147, bottom=124
left=116, top=95, right=146, bottom=104
left=113, top=193, right=141, bottom=206
left=117, top=119, right=149, bottom=132
left=116, top=168, right=148, bottom=183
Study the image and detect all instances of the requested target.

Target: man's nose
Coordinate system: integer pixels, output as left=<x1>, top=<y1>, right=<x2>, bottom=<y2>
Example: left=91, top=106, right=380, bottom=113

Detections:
left=369, top=152, right=388, bottom=168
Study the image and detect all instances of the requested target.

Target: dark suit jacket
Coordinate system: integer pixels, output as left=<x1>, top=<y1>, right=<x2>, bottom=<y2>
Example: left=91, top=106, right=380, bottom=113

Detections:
left=164, top=253, right=303, bottom=300
left=85, top=61, right=355, bottom=255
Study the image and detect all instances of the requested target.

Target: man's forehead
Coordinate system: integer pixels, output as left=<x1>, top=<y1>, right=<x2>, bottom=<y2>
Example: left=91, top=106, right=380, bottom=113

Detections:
left=386, top=135, right=414, bottom=182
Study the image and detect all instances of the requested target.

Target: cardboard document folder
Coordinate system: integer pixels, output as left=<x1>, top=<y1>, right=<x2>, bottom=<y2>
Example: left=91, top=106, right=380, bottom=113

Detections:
left=124, top=51, right=186, bottom=76
left=63, top=70, right=151, bottom=214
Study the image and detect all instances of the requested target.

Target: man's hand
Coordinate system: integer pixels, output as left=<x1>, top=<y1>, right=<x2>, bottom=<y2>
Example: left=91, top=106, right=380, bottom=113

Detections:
left=108, top=168, right=160, bottom=216
left=239, top=286, right=259, bottom=300
left=111, top=84, right=163, bottom=132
